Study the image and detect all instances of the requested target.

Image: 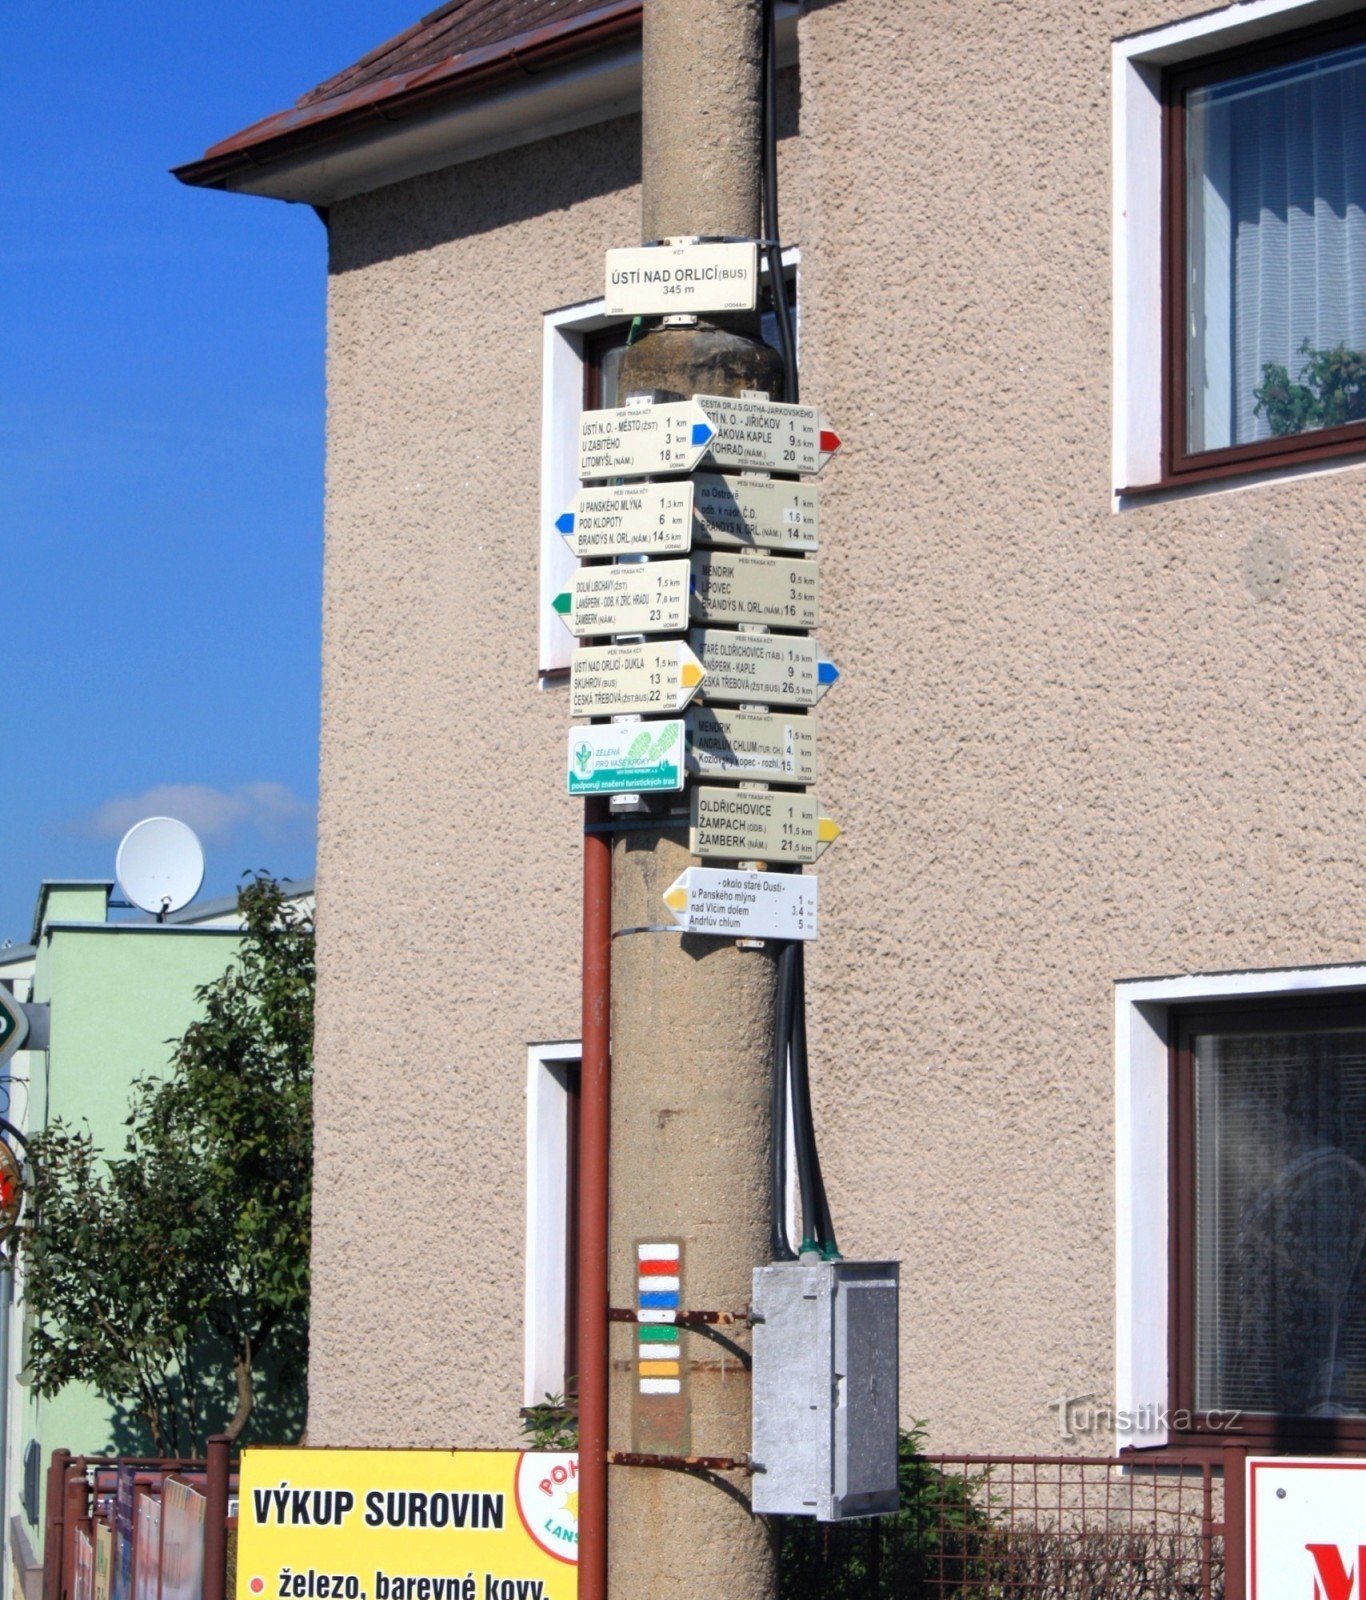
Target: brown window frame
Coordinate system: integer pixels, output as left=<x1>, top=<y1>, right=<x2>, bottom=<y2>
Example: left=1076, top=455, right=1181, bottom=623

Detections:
left=1167, top=993, right=1366, bottom=1454
left=1161, top=14, right=1366, bottom=487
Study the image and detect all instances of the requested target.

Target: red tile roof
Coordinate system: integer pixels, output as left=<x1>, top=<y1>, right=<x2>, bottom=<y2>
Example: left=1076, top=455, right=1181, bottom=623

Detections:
left=298, top=0, right=616, bottom=107
left=174, top=0, right=641, bottom=191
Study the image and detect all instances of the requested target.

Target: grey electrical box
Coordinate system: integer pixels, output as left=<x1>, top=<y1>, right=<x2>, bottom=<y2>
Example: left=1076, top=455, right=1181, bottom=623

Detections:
left=751, top=1259, right=900, bottom=1520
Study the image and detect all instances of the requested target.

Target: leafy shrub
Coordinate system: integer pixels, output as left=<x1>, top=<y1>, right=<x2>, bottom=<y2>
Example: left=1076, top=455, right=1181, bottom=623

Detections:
left=1253, top=340, right=1366, bottom=436
left=520, top=1392, right=578, bottom=1452
left=777, top=1425, right=993, bottom=1599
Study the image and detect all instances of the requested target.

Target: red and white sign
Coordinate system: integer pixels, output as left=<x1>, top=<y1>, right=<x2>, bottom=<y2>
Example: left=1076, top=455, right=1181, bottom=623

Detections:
left=1249, top=1456, right=1366, bottom=1600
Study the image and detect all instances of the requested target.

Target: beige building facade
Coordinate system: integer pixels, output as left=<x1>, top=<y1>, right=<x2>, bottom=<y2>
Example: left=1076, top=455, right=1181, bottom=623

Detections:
left=180, top=0, right=1366, bottom=1466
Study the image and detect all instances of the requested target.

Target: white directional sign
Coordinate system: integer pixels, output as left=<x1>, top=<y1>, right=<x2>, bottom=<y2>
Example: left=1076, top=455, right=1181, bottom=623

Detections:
left=689, top=786, right=841, bottom=864
left=691, top=628, right=839, bottom=707
left=579, top=402, right=715, bottom=481
left=695, top=394, right=841, bottom=475
left=692, top=473, right=818, bottom=552
left=554, top=558, right=691, bottom=637
left=556, top=482, right=694, bottom=558
left=1248, top=1457, right=1366, bottom=1600
left=691, top=550, right=818, bottom=629
left=568, top=720, right=685, bottom=796
left=0, top=988, right=28, bottom=1069
left=686, top=706, right=818, bottom=785
left=664, top=867, right=818, bottom=940
left=570, top=639, right=706, bottom=717
left=605, top=241, right=759, bottom=317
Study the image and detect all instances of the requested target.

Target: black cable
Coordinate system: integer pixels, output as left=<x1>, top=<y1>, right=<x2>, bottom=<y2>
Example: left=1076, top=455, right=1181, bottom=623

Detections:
left=770, top=941, right=798, bottom=1260
left=761, top=0, right=799, bottom=405
left=785, top=942, right=823, bottom=1253
left=792, top=943, right=838, bottom=1255
left=762, top=0, right=838, bottom=1258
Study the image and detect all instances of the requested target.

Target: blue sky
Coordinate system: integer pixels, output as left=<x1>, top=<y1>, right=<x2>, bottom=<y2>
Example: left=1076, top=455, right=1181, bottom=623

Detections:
left=2, top=3, right=420, bottom=938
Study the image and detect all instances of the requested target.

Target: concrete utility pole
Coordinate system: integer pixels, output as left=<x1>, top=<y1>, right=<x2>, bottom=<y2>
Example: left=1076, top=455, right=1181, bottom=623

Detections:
left=606, top=2, right=782, bottom=1596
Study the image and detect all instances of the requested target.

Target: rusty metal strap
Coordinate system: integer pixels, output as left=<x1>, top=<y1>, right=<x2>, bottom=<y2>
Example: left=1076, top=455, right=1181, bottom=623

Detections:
left=607, top=1451, right=752, bottom=1473
left=607, top=1306, right=750, bottom=1326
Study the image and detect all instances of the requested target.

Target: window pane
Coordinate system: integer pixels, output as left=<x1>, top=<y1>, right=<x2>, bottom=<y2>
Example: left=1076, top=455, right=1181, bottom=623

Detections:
left=1185, top=41, right=1366, bottom=452
left=1194, top=1023, right=1366, bottom=1416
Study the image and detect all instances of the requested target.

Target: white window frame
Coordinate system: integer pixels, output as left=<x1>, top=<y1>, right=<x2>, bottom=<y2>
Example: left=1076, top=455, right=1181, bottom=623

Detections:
left=1114, top=961, right=1366, bottom=1448
left=523, top=1040, right=580, bottom=1407
left=538, top=249, right=801, bottom=677
left=1111, top=0, right=1366, bottom=507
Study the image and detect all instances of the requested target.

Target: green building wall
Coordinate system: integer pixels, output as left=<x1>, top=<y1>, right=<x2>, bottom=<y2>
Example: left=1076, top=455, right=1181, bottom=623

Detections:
left=7, top=885, right=247, bottom=1587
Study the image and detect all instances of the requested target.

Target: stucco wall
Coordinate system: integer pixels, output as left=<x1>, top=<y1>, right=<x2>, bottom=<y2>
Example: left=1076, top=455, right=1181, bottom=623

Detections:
left=310, top=118, right=643, bottom=1448
left=311, top=0, right=1366, bottom=1456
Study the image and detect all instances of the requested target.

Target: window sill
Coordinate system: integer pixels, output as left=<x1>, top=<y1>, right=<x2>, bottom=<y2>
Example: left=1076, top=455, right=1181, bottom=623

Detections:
left=1115, top=443, right=1366, bottom=507
left=1133, top=1422, right=1366, bottom=1458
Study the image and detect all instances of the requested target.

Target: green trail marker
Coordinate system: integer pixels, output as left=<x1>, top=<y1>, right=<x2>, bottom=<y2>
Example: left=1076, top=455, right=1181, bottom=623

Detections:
left=568, top=720, right=685, bottom=796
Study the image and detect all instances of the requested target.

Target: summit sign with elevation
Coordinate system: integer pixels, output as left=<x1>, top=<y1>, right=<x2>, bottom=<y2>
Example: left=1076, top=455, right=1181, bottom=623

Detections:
left=605, top=241, right=758, bottom=317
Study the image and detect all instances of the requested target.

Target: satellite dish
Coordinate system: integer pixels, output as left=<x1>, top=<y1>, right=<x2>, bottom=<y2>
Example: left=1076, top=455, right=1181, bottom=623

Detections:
left=115, top=817, right=205, bottom=919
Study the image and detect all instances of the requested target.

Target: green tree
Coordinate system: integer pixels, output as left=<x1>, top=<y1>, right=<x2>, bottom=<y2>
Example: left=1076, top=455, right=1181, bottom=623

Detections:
left=18, top=875, right=314, bottom=1454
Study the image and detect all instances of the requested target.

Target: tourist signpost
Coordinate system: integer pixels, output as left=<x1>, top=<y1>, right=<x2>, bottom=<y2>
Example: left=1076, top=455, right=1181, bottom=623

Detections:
left=690, top=550, right=819, bottom=629
left=689, top=786, right=841, bottom=865
left=557, top=482, right=695, bottom=558
left=579, top=401, right=715, bottom=480
left=695, top=394, right=841, bottom=475
left=664, top=867, right=818, bottom=940
left=689, top=628, right=839, bottom=707
left=691, top=473, right=819, bottom=552
left=561, top=243, right=846, bottom=939
left=554, top=558, right=692, bottom=637
left=569, top=640, right=706, bottom=718
left=685, top=706, right=819, bottom=785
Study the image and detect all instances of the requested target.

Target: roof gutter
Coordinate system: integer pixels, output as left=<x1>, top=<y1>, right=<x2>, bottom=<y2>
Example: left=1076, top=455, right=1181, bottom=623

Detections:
left=173, top=2, right=798, bottom=209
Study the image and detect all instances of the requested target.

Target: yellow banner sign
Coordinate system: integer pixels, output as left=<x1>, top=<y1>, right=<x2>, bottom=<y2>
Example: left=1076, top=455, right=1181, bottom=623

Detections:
left=237, top=1450, right=577, bottom=1600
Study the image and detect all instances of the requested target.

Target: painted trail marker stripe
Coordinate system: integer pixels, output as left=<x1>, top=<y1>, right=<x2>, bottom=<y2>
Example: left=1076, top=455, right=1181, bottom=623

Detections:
left=636, top=1238, right=687, bottom=1436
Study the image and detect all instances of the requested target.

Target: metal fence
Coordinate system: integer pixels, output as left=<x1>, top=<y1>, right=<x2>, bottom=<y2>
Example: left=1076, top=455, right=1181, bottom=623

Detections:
left=779, top=1452, right=1238, bottom=1600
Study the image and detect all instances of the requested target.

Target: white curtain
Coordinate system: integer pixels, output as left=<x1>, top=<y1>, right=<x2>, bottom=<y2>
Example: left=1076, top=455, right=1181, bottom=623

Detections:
left=1187, top=43, right=1366, bottom=450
